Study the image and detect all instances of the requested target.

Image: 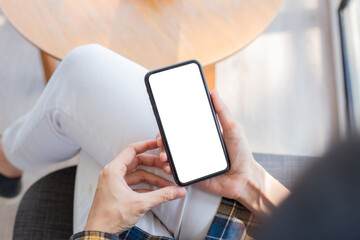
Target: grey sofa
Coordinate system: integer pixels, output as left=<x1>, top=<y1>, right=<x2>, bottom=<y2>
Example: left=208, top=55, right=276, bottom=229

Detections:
left=13, top=153, right=315, bottom=239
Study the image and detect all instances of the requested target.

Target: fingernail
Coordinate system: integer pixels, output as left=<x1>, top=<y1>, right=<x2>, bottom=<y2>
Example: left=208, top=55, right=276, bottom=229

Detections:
left=176, top=187, right=187, bottom=197
left=162, top=152, right=168, bottom=162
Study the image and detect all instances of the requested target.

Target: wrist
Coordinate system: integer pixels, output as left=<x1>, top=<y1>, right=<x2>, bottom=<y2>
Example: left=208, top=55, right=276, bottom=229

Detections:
left=83, top=221, right=111, bottom=234
left=84, top=213, right=126, bottom=234
left=236, top=160, right=290, bottom=220
left=236, top=161, right=267, bottom=218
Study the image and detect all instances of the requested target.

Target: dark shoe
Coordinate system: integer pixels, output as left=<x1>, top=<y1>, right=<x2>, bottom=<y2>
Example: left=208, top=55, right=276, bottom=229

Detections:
left=0, top=173, right=21, bottom=198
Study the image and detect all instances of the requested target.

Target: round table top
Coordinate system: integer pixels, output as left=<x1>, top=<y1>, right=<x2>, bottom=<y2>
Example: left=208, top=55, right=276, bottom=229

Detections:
left=0, top=0, right=281, bottom=69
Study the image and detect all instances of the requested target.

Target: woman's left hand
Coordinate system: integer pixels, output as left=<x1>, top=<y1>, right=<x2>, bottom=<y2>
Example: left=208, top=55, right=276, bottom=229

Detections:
left=84, top=139, right=187, bottom=234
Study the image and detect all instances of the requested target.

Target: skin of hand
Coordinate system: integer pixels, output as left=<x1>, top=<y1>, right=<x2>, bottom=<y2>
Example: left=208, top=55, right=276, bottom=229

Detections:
left=84, top=140, right=187, bottom=234
left=157, top=90, right=290, bottom=220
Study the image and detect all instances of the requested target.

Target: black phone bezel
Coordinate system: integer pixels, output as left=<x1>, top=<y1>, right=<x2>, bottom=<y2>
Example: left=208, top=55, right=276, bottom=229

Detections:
left=144, top=60, right=230, bottom=186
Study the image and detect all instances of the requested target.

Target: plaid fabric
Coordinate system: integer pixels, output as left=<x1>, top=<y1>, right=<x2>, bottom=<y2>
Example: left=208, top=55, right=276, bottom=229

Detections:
left=118, top=227, right=173, bottom=240
left=70, top=197, right=259, bottom=240
left=70, top=231, right=118, bottom=240
left=204, top=198, right=259, bottom=240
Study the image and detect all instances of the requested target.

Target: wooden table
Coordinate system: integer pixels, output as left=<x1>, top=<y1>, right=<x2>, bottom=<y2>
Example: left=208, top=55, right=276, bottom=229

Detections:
left=0, top=0, right=281, bottom=90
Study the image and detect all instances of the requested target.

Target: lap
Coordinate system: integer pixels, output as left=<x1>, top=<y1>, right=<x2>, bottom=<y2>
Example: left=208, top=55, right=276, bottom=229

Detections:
left=74, top=150, right=221, bottom=240
left=6, top=44, right=222, bottom=239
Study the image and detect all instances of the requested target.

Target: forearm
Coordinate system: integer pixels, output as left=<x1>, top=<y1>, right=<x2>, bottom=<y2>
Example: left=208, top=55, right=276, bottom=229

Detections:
left=238, top=161, right=290, bottom=221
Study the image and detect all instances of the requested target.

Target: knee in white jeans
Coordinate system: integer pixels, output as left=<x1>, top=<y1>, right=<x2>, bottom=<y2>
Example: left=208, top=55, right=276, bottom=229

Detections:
left=63, top=43, right=108, bottom=65
left=52, top=43, right=146, bottom=95
left=52, top=44, right=111, bottom=87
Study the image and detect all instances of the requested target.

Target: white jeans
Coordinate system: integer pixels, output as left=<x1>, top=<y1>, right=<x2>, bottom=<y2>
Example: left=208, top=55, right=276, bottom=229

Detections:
left=2, top=44, right=221, bottom=239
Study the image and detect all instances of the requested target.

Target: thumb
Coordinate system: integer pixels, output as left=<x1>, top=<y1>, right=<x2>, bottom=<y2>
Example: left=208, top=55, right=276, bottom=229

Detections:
left=211, top=90, right=233, bottom=132
left=144, top=186, right=187, bottom=208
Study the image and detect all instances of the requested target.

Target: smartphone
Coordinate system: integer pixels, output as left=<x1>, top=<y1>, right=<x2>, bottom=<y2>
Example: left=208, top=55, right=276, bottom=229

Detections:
left=145, top=60, right=230, bottom=186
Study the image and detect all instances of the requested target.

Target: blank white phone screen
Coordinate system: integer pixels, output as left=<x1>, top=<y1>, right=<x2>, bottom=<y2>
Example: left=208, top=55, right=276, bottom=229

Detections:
left=149, top=63, right=228, bottom=184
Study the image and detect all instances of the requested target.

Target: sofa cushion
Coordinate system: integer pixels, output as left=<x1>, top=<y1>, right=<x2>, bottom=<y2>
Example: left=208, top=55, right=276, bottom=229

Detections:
left=13, top=166, right=76, bottom=240
left=254, top=153, right=316, bottom=190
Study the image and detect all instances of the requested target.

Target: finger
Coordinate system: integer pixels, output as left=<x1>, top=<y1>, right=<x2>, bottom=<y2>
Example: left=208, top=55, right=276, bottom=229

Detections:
left=210, top=90, right=234, bottom=132
left=126, top=154, right=164, bottom=172
left=163, top=164, right=171, bottom=174
left=159, top=151, right=168, bottom=162
left=134, top=189, right=153, bottom=193
left=157, top=138, right=164, bottom=148
left=156, top=133, right=163, bottom=147
left=156, top=135, right=169, bottom=163
left=130, top=139, right=158, bottom=154
left=113, top=140, right=158, bottom=176
left=125, top=170, right=174, bottom=187
left=143, top=186, right=187, bottom=208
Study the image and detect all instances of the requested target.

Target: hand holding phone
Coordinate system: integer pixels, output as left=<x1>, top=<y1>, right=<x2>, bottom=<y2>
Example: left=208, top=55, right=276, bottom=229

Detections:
left=145, top=60, right=230, bottom=186
left=158, top=90, right=291, bottom=221
left=157, top=90, right=257, bottom=201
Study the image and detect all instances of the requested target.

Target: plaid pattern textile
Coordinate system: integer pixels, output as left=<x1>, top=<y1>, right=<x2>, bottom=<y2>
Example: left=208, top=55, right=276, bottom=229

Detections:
left=204, top=198, right=259, bottom=240
left=70, top=198, right=259, bottom=240
left=118, top=227, right=173, bottom=240
left=70, top=231, right=118, bottom=240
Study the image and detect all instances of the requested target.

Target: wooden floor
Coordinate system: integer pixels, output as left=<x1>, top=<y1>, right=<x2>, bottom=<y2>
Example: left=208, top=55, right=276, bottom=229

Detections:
left=0, top=0, right=341, bottom=238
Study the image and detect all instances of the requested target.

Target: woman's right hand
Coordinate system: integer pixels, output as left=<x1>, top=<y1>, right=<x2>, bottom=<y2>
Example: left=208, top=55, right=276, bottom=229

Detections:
left=157, top=90, right=290, bottom=220
left=84, top=140, right=186, bottom=234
